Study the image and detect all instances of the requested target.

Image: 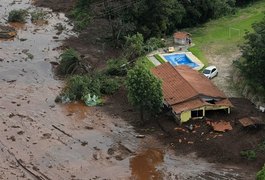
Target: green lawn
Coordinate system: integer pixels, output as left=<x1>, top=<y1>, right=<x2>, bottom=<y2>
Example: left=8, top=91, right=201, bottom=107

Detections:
left=154, top=54, right=166, bottom=64
left=187, top=0, right=265, bottom=66
left=136, top=56, right=155, bottom=69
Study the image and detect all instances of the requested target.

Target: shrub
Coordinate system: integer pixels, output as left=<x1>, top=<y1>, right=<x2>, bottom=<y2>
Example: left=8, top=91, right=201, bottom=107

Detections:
left=8, top=9, right=28, bottom=23
left=58, top=48, right=84, bottom=75
left=58, top=73, right=120, bottom=104
left=71, top=10, right=91, bottom=30
left=30, top=10, right=46, bottom=22
left=100, top=77, right=120, bottom=95
left=106, top=58, right=128, bottom=76
left=257, top=164, right=265, bottom=180
left=70, top=0, right=91, bottom=30
left=62, top=75, right=101, bottom=101
left=257, top=141, right=265, bottom=152
left=240, top=150, right=256, bottom=160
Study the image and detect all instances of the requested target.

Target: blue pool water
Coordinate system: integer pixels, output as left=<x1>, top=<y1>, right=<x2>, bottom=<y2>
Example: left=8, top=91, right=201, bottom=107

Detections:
left=163, top=54, right=199, bottom=68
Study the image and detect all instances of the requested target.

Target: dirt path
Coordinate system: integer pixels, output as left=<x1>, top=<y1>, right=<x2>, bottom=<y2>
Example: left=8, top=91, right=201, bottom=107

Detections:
left=202, top=45, right=242, bottom=98
left=0, top=1, right=257, bottom=179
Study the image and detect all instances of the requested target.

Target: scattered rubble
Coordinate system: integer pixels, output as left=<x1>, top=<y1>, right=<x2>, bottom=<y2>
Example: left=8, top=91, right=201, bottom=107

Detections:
left=207, top=120, right=232, bottom=132
left=239, top=117, right=265, bottom=128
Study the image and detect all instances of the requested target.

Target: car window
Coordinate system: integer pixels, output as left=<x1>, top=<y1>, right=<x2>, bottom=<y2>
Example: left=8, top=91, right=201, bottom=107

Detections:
left=212, top=68, right=216, bottom=73
left=203, top=69, right=211, bottom=74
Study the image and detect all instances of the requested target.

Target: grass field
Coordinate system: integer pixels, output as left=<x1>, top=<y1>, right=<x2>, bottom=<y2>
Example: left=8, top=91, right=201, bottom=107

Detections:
left=188, top=0, right=265, bottom=66
left=137, top=56, right=155, bottom=69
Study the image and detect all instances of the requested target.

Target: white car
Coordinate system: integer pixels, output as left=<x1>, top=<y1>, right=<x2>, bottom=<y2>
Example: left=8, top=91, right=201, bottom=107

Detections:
left=203, top=65, right=218, bottom=79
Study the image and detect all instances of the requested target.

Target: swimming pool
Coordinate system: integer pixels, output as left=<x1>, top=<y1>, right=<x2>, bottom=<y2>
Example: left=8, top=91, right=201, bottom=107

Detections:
left=163, top=53, right=199, bottom=68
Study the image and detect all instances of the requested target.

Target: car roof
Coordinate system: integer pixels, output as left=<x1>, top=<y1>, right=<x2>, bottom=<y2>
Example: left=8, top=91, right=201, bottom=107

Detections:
left=204, top=65, right=216, bottom=70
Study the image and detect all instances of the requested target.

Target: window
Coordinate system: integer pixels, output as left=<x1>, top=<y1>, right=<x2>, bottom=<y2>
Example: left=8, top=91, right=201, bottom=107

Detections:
left=191, top=110, right=203, bottom=117
left=203, top=69, right=211, bottom=74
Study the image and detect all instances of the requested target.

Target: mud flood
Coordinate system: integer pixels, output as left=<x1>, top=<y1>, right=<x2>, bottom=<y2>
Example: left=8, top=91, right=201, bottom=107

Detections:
left=0, top=1, right=253, bottom=179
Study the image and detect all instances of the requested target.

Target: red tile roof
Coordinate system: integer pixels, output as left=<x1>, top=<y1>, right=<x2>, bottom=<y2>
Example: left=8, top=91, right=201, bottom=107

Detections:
left=151, top=63, right=232, bottom=113
left=172, top=98, right=205, bottom=114
left=173, top=32, right=190, bottom=39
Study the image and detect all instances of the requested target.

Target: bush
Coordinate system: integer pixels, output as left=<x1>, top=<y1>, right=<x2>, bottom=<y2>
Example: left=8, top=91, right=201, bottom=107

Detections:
left=30, top=10, right=46, bottom=22
left=257, top=141, right=265, bottom=152
left=62, top=75, right=101, bottom=101
left=100, top=77, right=120, bottom=95
left=70, top=0, right=91, bottom=30
left=106, top=58, right=128, bottom=76
left=240, top=150, right=256, bottom=160
left=257, top=164, right=265, bottom=180
left=8, top=9, right=28, bottom=23
left=70, top=10, right=91, bottom=30
left=58, top=48, right=84, bottom=75
left=58, top=73, right=120, bottom=104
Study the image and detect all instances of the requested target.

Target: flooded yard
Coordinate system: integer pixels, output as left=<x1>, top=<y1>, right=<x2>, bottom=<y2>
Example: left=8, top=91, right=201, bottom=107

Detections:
left=0, top=1, right=256, bottom=179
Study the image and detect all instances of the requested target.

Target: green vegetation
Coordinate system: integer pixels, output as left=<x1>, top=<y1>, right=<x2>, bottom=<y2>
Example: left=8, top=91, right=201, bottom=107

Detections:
left=187, top=0, right=265, bottom=65
left=30, top=10, right=46, bottom=22
left=257, top=164, right=265, bottom=180
left=126, top=64, right=163, bottom=121
left=8, top=9, right=28, bottom=23
left=57, top=0, right=265, bottom=109
left=136, top=56, right=155, bottom=70
left=124, top=33, right=145, bottom=60
left=62, top=75, right=101, bottom=101
left=236, top=17, right=265, bottom=93
left=99, top=77, right=120, bottom=95
left=257, top=140, right=265, bottom=152
left=57, top=74, right=120, bottom=104
left=105, top=57, right=128, bottom=76
left=145, top=37, right=166, bottom=52
left=240, top=149, right=257, bottom=160
left=240, top=140, right=265, bottom=161
left=58, top=48, right=87, bottom=75
left=70, top=0, right=92, bottom=30
left=154, top=54, right=165, bottom=64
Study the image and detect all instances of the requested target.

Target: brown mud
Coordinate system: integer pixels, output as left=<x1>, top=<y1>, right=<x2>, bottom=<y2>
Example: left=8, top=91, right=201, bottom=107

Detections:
left=0, top=0, right=264, bottom=179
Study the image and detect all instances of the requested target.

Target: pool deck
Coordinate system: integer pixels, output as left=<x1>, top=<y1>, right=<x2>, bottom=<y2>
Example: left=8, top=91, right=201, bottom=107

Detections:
left=159, top=52, right=204, bottom=71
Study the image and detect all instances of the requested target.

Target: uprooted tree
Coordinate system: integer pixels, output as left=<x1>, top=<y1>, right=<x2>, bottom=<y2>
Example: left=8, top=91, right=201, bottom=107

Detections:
left=125, top=64, right=163, bottom=122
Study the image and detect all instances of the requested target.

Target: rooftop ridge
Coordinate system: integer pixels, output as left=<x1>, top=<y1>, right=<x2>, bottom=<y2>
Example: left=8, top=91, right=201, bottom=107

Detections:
left=172, top=64, right=200, bottom=97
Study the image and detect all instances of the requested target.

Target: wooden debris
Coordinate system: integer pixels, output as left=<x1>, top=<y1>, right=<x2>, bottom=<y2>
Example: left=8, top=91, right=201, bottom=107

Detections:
left=207, top=120, right=232, bottom=132
left=52, top=125, right=72, bottom=137
left=135, top=135, right=145, bottom=138
left=239, top=117, right=265, bottom=128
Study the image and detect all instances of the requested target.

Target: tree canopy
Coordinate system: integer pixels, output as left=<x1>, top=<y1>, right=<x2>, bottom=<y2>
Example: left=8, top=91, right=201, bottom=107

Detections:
left=126, top=64, right=163, bottom=121
left=71, top=0, right=261, bottom=39
left=238, top=17, right=265, bottom=89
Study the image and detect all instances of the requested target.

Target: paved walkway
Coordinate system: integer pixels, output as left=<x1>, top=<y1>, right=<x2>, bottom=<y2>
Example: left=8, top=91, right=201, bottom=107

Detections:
left=147, top=44, right=194, bottom=67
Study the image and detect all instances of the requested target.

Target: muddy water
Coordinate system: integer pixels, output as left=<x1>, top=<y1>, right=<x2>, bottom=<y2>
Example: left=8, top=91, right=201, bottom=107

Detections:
left=0, top=1, right=254, bottom=180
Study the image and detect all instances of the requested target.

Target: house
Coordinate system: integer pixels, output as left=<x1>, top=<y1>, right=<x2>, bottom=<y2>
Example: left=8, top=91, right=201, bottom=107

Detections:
left=151, top=63, right=233, bottom=123
left=173, top=32, right=191, bottom=45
